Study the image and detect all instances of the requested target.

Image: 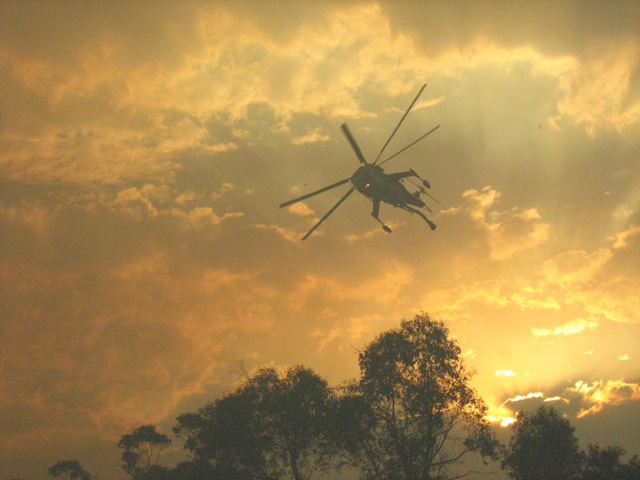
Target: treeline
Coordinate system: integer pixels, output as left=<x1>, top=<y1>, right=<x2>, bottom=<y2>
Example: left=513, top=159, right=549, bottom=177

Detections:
left=46, top=313, right=640, bottom=480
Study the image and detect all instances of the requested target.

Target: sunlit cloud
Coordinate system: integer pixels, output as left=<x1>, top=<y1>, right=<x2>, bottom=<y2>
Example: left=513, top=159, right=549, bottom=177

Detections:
left=291, top=128, right=330, bottom=145
left=0, top=200, right=51, bottom=236
left=495, top=370, right=516, bottom=376
left=501, top=392, right=544, bottom=408
left=569, top=380, right=640, bottom=418
left=552, top=40, right=640, bottom=133
left=345, top=221, right=404, bottom=243
left=111, top=183, right=244, bottom=229
left=542, top=249, right=614, bottom=288
left=612, top=224, right=640, bottom=249
left=288, top=261, right=414, bottom=311
left=461, top=187, right=550, bottom=260
left=619, top=354, right=630, bottom=361
left=532, top=318, right=598, bottom=337
left=310, top=313, right=387, bottom=353
left=211, top=183, right=236, bottom=199
left=250, top=223, right=301, bottom=242
left=543, top=396, right=570, bottom=404
left=286, top=202, right=315, bottom=217
left=413, top=96, right=445, bottom=111
left=486, top=415, right=516, bottom=427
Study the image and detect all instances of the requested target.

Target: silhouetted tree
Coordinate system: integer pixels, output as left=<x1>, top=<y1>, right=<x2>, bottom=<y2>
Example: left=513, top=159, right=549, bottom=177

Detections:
left=333, top=312, right=499, bottom=480
left=171, top=458, right=229, bottom=480
left=174, top=383, right=277, bottom=479
left=581, top=444, right=626, bottom=480
left=619, top=454, right=640, bottom=480
left=581, top=443, right=640, bottom=480
left=47, top=460, right=93, bottom=480
left=174, top=365, right=335, bottom=480
left=502, top=405, right=581, bottom=480
left=117, top=424, right=171, bottom=480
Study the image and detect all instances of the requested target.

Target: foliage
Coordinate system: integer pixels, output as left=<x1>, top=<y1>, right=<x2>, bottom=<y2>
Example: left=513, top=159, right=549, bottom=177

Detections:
left=174, top=365, right=335, bottom=480
left=581, top=443, right=627, bottom=480
left=333, top=312, right=499, bottom=480
left=117, top=424, right=171, bottom=479
left=47, top=460, right=93, bottom=480
left=502, top=405, right=582, bottom=480
left=581, top=443, right=640, bottom=480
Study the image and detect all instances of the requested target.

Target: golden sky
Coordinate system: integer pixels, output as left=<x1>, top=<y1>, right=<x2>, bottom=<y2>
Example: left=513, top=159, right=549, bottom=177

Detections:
left=1, top=1, right=639, bottom=478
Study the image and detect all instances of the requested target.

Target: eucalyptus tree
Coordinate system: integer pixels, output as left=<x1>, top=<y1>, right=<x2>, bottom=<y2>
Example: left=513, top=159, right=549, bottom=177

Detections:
left=333, top=312, right=499, bottom=480
left=174, top=365, right=335, bottom=480
left=117, top=424, right=172, bottom=480
left=47, top=460, right=93, bottom=480
left=502, top=406, right=581, bottom=480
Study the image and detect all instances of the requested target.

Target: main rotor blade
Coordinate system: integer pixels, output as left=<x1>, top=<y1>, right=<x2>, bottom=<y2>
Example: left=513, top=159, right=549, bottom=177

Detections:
left=280, top=178, right=351, bottom=208
left=302, top=187, right=355, bottom=240
left=341, top=123, right=367, bottom=165
left=424, top=190, right=440, bottom=204
left=378, top=124, right=440, bottom=167
left=374, top=83, right=426, bottom=165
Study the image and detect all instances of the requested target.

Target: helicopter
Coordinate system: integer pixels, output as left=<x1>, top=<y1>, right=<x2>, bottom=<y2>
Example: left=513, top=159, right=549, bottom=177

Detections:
left=280, top=84, right=440, bottom=240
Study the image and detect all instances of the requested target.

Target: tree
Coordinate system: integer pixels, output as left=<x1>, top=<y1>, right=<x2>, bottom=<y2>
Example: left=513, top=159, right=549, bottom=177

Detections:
left=175, top=382, right=275, bottom=479
left=333, top=312, right=499, bottom=480
left=618, top=455, right=640, bottom=480
left=247, top=365, right=335, bottom=480
left=174, top=365, right=335, bottom=480
left=582, top=444, right=640, bottom=480
left=501, top=405, right=581, bottom=480
left=581, top=443, right=626, bottom=480
left=47, top=460, right=93, bottom=480
left=117, top=424, right=171, bottom=480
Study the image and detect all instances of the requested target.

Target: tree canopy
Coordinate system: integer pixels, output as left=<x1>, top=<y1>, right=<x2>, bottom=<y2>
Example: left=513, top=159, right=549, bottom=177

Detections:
left=47, top=460, right=93, bottom=480
left=333, top=312, right=499, bottom=480
left=117, top=424, right=172, bottom=480
left=502, top=405, right=582, bottom=480
left=174, top=365, right=334, bottom=480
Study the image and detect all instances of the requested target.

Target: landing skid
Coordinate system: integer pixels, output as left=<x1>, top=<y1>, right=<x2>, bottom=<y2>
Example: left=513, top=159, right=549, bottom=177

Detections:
left=371, top=213, right=392, bottom=233
left=405, top=205, right=436, bottom=230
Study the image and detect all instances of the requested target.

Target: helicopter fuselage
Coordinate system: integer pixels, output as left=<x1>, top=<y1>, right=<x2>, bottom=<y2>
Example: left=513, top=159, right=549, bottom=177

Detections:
left=350, top=165, right=425, bottom=209
left=279, top=84, right=439, bottom=239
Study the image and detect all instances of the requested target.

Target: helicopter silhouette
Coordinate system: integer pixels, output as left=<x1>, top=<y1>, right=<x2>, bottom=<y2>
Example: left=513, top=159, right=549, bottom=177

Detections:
left=280, top=84, right=440, bottom=240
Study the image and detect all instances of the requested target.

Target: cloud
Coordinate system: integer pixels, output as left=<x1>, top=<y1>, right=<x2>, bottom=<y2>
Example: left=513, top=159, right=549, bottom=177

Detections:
left=461, top=187, right=550, bottom=260
left=496, top=369, right=516, bottom=376
left=250, top=223, right=301, bottom=242
left=288, top=261, right=414, bottom=311
left=532, top=318, right=598, bottom=337
left=501, top=392, right=544, bottom=408
left=552, top=40, right=640, bottom=133
left=541, top=248, right=614, bottom=288
left=345, top=221, right=404, bottom=243
left=310, top=313, right=387, bottom=353
left=286, top=202, right=315, bottom=217
left=612, top=224, right=640, bottom=249
left=543, top=396, right=570, bottom=404
left=111, top=183, right=244, bottom=229
left=486, top=415, right=516, bottom=427
left=569, top=380, right=640, bottom=418
left=291, top=128, right=330, bottom=145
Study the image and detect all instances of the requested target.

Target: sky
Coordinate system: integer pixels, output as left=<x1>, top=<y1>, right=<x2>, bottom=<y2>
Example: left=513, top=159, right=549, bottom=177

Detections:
left=1, top=1, right=640, bottom=478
